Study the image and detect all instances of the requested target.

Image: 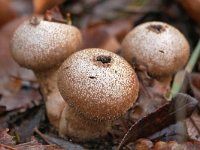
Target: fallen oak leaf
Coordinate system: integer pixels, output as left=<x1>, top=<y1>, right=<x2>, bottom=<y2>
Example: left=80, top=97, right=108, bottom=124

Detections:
left=118, top=93, right=198, bottom=150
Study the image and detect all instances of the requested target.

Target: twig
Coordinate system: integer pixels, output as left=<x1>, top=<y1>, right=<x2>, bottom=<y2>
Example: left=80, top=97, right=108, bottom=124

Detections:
left=34, top=128, right=50, bottom=144
left=0, top=144, right=16, bottom=150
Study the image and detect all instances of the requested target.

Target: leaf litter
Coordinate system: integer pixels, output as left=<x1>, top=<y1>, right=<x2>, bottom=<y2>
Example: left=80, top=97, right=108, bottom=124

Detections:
left=0, top=0, right=200, bottom=150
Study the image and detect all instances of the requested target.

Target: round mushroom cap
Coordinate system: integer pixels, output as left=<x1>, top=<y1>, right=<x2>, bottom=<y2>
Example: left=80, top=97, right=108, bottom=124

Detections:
left=121, top=21, right=190, bottom=77
left=58, top=48, right=139, bottom=121
left=10, top=17, right=82, bottom=71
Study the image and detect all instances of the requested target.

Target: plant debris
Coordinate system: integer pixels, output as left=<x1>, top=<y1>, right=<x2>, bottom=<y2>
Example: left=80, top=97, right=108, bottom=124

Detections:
left=118, top=93, right=198, bottom=149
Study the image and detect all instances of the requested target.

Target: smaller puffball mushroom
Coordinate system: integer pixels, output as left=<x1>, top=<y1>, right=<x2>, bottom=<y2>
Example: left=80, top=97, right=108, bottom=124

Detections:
left=10, top=16, right=82, bottom=128
left=57, top=48, right=139, bottom=141
left=121, top=21, right=190, bottom=91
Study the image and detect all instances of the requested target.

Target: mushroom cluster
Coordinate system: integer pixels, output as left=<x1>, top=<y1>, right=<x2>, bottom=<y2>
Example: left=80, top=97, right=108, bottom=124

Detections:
left=10, top=17, right=190, bottom=143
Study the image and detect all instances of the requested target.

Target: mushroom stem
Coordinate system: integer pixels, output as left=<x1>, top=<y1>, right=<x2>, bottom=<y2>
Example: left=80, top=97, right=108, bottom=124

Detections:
left=35, top=66, right=66, bottom=128
left=59, top=105, right=112, bottom=141
left=156, top=76, right=172, bottom=95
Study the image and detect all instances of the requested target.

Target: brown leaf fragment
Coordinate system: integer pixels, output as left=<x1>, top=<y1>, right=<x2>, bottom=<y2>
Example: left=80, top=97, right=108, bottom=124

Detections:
left=129, top=70, right=168, bottom=123
left=186, top=111, right=200, bottom=141
left=152, top=140, right=200, bottom=150
left=188, top=73, right=200, bottom=102
left=0, top=128, right=15, bottom=145
left=118, top=93, right=198, bottom=150
left=44, top=7, right=67, bottom=24
left=135, top=139, right=153, bottom=150
left=0, top=89, right=41, bottom=112
left=33, top=0, right=64, bottom=14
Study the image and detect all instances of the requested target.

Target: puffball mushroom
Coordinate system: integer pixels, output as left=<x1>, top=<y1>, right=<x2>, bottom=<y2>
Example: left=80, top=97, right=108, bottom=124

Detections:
left=57, top=48, right=139, bottom=141
left=10, top=16, right=82, bottom=128
left=121, top=21, right=190, bottom=79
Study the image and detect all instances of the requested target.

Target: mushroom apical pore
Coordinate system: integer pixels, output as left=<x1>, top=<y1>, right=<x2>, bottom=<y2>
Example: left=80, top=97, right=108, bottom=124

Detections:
left=10, top=16, right=82, bottom=128
left=57, top=48, right=139, bottom=141
left=121, top=21, right=190, bottom=78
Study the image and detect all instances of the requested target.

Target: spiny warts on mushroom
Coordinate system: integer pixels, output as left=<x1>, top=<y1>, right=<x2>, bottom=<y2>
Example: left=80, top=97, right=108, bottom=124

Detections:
left=121, top=21, right=190, bottom=93
left=10, top=16, right=82, bottom=128
left=57, top=48, right=139, bottom=141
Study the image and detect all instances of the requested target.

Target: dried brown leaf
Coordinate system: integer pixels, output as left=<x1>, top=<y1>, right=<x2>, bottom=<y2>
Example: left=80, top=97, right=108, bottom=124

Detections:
left=118, top=93, right=198, bottom=150
left=33, top=0, right=64, bottom=14
left=186, top=111, right=200, bottom=141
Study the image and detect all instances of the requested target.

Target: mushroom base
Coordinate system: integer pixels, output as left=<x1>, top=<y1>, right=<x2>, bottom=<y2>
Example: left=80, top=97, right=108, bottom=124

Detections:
left=155, top=75, right=172, bottom=96
left=59, top=105, right=112, bottom=142
left=35, top=66, right=66, bottom=128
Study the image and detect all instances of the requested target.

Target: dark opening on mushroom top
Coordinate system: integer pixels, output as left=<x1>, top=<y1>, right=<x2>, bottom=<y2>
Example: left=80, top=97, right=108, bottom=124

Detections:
left=57, top=48, right=139, bottom=121
left=121, top=21, right=190, bottom=77
left=10, top=17, right=82, bottom=71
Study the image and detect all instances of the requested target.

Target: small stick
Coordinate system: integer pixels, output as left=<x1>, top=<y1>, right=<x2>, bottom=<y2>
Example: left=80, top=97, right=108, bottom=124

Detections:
left=0, top=144, right=16, bottom=150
